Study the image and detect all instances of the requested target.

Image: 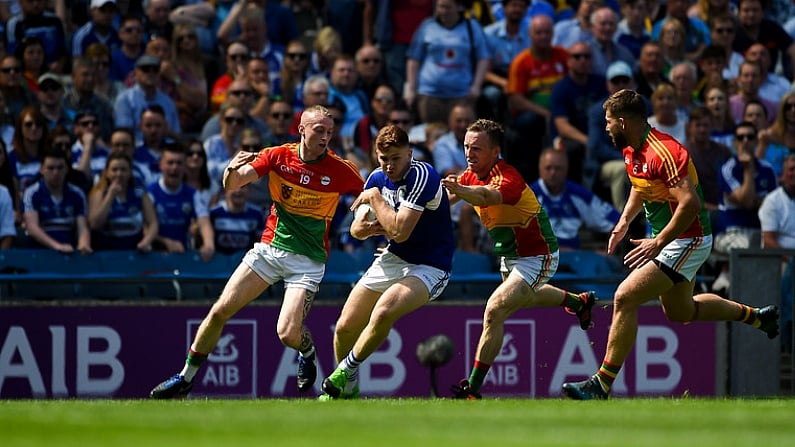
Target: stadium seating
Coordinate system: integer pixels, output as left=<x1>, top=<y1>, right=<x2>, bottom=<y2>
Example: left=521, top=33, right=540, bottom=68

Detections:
left=0, top=249, right=625, bottom=301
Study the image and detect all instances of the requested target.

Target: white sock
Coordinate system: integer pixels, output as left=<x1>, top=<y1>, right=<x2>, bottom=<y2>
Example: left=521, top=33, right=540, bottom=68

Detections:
left=180, top=364, right=200, bottom=382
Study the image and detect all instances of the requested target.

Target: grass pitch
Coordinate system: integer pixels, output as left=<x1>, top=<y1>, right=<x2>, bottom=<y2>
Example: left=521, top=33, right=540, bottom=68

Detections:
left=2, top=398, right=794, bottom=447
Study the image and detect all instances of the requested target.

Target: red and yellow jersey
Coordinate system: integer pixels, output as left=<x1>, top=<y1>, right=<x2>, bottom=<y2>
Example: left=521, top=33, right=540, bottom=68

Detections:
left=506, top=47, right=568, bottom=110
left=623, top=128, right=712, bottom=238
left=459, top=160, right=558, bottom=257
left=249, top=143, right=364, bottom=263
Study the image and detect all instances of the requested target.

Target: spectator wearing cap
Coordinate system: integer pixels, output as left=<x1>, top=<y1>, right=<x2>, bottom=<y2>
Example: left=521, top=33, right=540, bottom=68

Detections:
left=37, top=73, right=74, bottom=131
left=72, top=0, right=121, bottom=57
left=5, top=0, right=69, bottom=73
left=114, top=54, right=181, bottom=145
left=586, top=60, right=639, bottom=209
left=63, top=57, right=115, bottom=142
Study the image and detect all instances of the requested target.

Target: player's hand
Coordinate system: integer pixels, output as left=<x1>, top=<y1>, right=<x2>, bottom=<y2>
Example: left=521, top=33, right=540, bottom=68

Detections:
left=349, top=187, right=380, bottom=211
left=227, top=150, right=258, bottom=170
left=623, top=238, right=661, bottom=270
left=441, top=175, right=460, bottom=192
left=77, top=243, right=93, bottom=255
left=607, top=226, right=627, bottom=255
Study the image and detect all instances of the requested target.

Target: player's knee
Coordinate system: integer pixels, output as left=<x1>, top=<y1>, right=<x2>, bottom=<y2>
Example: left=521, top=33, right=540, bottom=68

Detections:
left=483, top=301, right=509, bottom=325
left=663, top=303, right=698, bottom=323
left=276, top=323, right=302, bottom=348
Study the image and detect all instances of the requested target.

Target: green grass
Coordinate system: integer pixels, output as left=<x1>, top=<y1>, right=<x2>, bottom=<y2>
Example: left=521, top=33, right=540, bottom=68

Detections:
left=2, top=398, right=795, bottom=447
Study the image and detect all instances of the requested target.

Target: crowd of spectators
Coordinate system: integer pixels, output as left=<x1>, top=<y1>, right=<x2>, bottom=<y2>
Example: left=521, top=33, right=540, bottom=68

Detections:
left=0, top=0, right=794, bottom=315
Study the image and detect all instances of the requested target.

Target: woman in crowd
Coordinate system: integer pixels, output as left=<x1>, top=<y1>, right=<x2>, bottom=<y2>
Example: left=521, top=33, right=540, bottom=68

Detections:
left=704, top=85, right=735, bottom=149
left=273, top=39, right=310, bottom=112
left=647, top=83, right=686, bottom=142
left=170, top=23, right=210, bottom=133
left=759, top=92, right=795, bottom=178
left=184, top=139, right=219, bottom=208
left=658, top=18, right=687, bottom=75
left=86, top=43, right=124, bottom=105
left=15, top=36, right=46, bottom=93
left=88, top=152, right=158, bottom=251
left=8, top=106, right=48, bottom=195
left=204, top=103, right=246, bottom=186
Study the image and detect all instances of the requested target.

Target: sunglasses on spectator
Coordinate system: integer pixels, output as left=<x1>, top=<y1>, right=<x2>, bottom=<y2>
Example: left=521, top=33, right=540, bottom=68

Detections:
left=735, top=133, right=756, bottom=141
left=78, top=119, right=98, bottom=127
left=39, top=83, right=61, bottom=92
left=714, top=27, right=734, bottom=34
left=785, top=103, right=795, bottom=112
left=121, top=26, right=142, bottom=33
left=177, top=34, right=197, bottom=43
left=361, top=58, right=381, bottom=64
left=308, top=90, right=328, bottom=96
left=1, top=66, right=21, bottom=74
left=187, top=150, right=205, bottom=157
left=271, top=112, right=292, bottom=120
left=241, top=144, right=260, bottom=151
left=23, top=120, right=42, bottom=129
left=229, top=53, right=250, bottom=62
left=53, top=141, right=71, bottom=150
left=570, top=53, right=592, bottom=60
left=138, top=65, right=159, bottom=74
left=390, top=119, right=411, bottom=125
left=286, top=52, right=308, bottom=60
left=229, top=89, right=253, bottom=98
left=224, top=116, right=245, bottom=125
left=375, top=95, right=394, bottom=103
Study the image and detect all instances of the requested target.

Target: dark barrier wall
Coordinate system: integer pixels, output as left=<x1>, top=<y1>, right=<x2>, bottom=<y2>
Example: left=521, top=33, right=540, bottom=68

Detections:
left=0, top=304, right=716, bottom=398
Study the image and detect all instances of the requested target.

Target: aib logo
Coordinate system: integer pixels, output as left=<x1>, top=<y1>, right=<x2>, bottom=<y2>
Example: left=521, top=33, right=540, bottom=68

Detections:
left=465, top=319, right=536, bottom=397
left=187, top=320, right=258, bottom=397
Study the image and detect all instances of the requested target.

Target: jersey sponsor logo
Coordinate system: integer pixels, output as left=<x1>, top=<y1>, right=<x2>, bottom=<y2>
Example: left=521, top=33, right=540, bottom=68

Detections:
left=279, top=165, right=294, bottom=175
left=320, top=176, right=330, bottom=186
left=281, top=184, right=293, bottom=200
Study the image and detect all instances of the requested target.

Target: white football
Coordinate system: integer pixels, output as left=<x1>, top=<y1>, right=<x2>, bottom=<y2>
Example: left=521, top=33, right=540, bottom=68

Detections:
left=354, top=204, right=377, bottom=221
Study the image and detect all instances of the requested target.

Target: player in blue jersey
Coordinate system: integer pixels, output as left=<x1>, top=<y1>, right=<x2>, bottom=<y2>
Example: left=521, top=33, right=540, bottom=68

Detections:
left=22, top=149, right=92, bottom=253
left=319, top=125, right=455, bottom=400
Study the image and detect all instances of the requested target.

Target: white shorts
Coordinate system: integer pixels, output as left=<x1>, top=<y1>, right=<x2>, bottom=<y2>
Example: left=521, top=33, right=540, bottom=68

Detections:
left=357, top=251, right=450, bottom=301
left=654, top=235, right=712, bottom=282
left=243, top=242, right=324, bottom=292
left=500, top=251, right=559, bottom=291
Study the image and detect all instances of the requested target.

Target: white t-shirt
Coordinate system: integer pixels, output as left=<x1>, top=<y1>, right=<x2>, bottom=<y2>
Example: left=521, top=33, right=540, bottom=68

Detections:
left=758, top=186, right=795, bottom=248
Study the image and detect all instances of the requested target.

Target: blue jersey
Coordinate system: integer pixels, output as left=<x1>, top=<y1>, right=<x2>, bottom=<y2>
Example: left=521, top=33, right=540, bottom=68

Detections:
left=407, top=17, right=490, bottom=98
left=72, top=141, right=110, bottom=180
left=22, top=179, right=87, bottom=248
left=134, top=144, right=161, bottom=178
left=92, top=186, right=146, bottom=250
left=8, top=151, right=41, bottom=193
left=210, top=202, right=265, bottom=254
left=530, top=179, right=620, bottom=249
left=366, top=159, right=454, bottom=272
left=718, top=156, right=777, bottom=231
left=147, top=180, right=208, bottom=247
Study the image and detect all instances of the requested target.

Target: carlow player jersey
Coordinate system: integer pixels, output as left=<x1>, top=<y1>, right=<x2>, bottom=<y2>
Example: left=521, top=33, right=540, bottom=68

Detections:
left=459, top=159, right=558, bottom=257
left=623, top=127, right=712, bottom=238
left=365, top=159, right=454, bottom=272
left=249, top=143, right=363, bottom=263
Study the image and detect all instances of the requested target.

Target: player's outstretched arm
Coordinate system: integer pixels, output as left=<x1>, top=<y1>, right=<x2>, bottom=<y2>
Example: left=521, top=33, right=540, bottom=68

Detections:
left=441, top=175, right=502, bottom=206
